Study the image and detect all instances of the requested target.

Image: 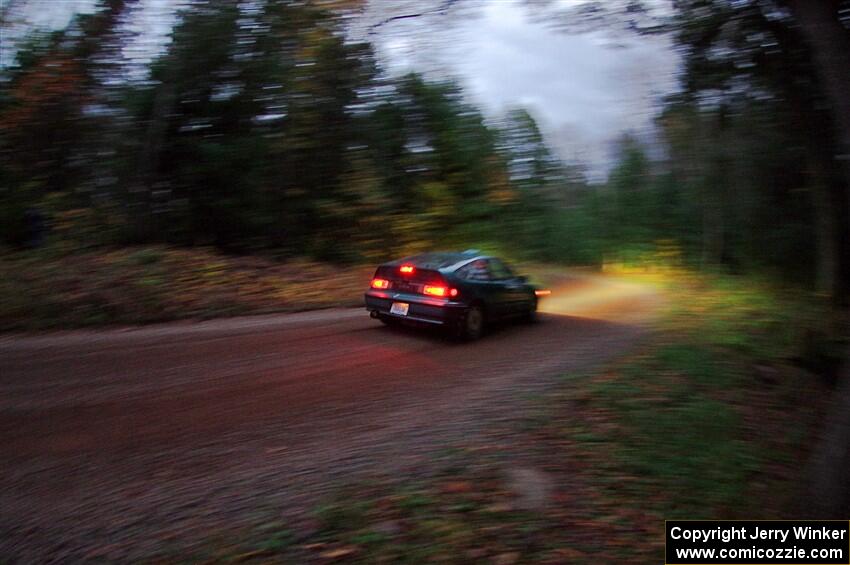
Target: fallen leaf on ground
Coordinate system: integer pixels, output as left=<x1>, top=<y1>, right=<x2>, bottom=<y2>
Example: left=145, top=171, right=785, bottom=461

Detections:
left=319, top=546, right=358, bottom=559
left=492, top=551, right=520, bottom=564
left=442, top=481, right=473, bottom=493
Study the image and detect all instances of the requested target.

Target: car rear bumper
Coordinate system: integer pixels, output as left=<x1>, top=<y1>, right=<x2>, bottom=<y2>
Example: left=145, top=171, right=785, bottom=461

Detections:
left=364, top=290, right=467, bottom=325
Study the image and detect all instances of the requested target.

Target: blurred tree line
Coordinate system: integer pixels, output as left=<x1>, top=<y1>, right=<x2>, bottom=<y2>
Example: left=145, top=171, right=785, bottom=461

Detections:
left=534, top=0, right=850, bottom=299
left=0, top=0, right=848, bottom=299
left=0, top=0, right=577, bottom=262
left=661, top=0, right=850, bottom=299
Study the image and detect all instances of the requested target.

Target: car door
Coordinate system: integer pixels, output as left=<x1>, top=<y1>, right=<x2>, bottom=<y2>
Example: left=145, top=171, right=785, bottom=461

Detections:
left=487, top=258, right=528, bottom=315
left=456, top=259, right=510, bottom=318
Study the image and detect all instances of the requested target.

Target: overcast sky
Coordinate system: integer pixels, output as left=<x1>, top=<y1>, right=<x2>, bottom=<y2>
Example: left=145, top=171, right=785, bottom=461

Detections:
left=355, top=0, right=681, bottom=180
left=2, top=0, right=681, bottom=180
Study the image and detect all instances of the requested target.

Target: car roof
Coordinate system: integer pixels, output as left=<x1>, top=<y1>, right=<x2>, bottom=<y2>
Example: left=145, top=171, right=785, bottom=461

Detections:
left=382, top=251, right=489, bottom=271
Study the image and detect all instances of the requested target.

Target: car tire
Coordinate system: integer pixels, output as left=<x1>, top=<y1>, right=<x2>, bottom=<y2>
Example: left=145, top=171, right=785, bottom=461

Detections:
left=457, top=305, right=485, bottom=341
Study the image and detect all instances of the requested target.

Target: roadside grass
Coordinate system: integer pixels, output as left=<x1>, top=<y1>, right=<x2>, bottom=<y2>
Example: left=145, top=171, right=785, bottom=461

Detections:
left=0, top=245, right=375, bottom=331
left=571, top=266, right=837, bottom=520
left=213, top=266, right=840, bottom=563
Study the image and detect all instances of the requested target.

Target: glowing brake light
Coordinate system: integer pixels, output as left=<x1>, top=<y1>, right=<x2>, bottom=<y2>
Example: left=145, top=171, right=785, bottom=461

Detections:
left=371, top=278, right=390, bottom=289
left=423, top=285, right=446, bottom=297
left=400, top=265, right=415, bottom=275
left=535, top=289, right=551, bottom=297
left=423, top=285, right=458, bottom=298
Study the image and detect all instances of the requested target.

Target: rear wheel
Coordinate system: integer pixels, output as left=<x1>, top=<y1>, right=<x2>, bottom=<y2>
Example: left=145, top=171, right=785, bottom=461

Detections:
left=456, top=305, right=485, bottom=341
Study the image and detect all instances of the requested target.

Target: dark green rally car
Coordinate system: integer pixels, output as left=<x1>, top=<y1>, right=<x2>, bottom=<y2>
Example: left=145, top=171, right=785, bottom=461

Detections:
left=364, top=251, right=548, bottom=340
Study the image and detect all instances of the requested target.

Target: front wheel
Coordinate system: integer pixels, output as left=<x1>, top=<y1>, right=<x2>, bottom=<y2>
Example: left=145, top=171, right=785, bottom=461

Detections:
left=456, top=305, right=485, bottom=341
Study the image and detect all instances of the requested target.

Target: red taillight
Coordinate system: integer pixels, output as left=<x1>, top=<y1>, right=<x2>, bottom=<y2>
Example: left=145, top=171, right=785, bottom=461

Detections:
left=423, top=285, right=446, bottom=297
left=371, top=278, right=390, bottom=289
left=423, top=285, right=457, bottom=298
left=400, top=265, right=414, bottom=275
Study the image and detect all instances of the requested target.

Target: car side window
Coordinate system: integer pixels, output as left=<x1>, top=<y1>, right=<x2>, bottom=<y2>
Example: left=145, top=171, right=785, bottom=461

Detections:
left=487, top=259, right=514, bottom=280
left=458, top=259, right=491, bottom=281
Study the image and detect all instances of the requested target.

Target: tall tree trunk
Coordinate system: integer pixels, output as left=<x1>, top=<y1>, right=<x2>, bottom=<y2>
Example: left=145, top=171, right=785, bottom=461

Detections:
left=702, top=111, right=727, bottom=268
left=789, top=0, right=850, bottom=518
left=701, top=179, right=725, bottom=267
left=809, top=165, right=837, bottom=296
left=787, top=0, right=850, bottom=301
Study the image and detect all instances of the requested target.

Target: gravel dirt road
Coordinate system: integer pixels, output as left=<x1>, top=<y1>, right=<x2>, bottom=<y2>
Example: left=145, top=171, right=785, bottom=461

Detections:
left=0, top=273, right=660, bottom=562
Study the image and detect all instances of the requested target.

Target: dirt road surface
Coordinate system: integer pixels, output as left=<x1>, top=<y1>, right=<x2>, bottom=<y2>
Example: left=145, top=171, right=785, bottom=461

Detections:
left=0, top=273, right=660, bottom=562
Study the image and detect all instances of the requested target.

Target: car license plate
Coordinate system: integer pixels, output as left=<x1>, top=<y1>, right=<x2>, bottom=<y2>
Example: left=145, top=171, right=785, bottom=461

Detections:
left=390, top=302, right=409, bottom=316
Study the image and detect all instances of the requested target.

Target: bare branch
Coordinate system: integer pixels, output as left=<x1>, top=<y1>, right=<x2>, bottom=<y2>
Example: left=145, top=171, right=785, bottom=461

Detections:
left=367, top=0, right=462, bottom=35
